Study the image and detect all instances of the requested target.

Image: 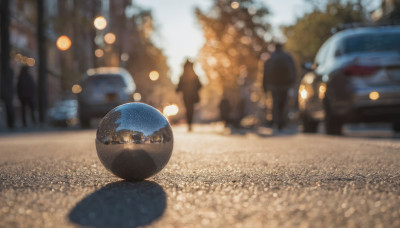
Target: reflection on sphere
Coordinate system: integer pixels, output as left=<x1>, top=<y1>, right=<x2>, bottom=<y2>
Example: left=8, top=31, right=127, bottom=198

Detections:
left=96, top=102, right=173, bottom=181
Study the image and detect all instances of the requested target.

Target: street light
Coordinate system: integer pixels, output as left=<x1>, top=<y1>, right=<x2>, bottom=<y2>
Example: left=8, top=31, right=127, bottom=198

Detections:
left=94, top=16, right=107, bottom=30
left=56, top=35, right=71, bottom=51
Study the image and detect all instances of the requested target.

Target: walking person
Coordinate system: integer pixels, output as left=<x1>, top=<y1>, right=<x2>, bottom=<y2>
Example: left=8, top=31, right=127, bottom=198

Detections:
left=263, top=43, right=296, bottom=131
left=176, top=59, right=202, bottom=132
left=17, top=66, right=37, bottom=127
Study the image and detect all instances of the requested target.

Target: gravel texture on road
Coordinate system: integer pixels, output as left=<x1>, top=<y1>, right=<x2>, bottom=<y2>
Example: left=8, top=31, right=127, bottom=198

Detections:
left=0, top=126, right=399, bottom=228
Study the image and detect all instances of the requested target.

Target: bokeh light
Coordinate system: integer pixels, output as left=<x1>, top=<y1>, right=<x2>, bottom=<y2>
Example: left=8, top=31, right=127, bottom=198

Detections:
left=56, top=35, right=71, bottom=51
left=133, top=92, right=142, bottom=101
left=15, top=53, right=22, bottom=61
left=248, top=7, right=257, bottom=15
left=319, top=83, right=326, bottom=99
left=250, top=93, right=259, bottom=102
left=369, top=91, right=380, bottom=100
left=20, top=56, right=27, bottom=65
left=13, top=53, right=35, bottom=66
left=163, top=104, right=179, bottom=117
left=299, top=85, right=308, bottom=99
left=207, top=57, right=217, bottom=66
left=149, top=71, right=160, bottom=81
left=121, top=53, right=129, bottom=61
left=72, top=84, right=82, bottom=94
left=94, top=16, right=107, bottom=30
left=231, top=1, right=240, bottom=9
left=95, top=49, right=104, bottom=58
left=104, top=33, right=116, bottom=44
left=26, top=58, right=35, bottom=67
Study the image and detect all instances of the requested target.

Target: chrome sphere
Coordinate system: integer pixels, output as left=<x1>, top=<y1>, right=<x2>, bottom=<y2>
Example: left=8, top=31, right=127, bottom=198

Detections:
left=96, top=102, right=173, bottom=181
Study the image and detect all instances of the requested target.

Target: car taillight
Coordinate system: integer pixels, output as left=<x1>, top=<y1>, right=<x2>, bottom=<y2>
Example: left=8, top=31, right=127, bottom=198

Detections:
left=342, top=65, right=378, bottom=77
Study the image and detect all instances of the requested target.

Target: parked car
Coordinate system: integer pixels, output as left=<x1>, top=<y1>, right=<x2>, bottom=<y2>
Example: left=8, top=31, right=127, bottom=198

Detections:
left=49, top=99, right=78, bottom=127
left=78, top=67, right=136, bottom=128
left=299, top=26, right=400, bottom=135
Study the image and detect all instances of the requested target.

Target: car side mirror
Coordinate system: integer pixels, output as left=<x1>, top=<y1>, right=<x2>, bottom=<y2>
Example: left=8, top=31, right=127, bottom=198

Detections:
left=302, top=62, right=314, bottom=71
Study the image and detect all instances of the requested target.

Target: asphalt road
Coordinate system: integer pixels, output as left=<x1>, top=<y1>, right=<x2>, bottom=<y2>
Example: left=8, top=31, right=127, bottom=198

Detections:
left=0, top=124, right=400, bottom=228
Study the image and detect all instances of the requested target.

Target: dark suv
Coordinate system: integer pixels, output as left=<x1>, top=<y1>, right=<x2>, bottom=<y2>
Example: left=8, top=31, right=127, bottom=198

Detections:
left=78, top=67, right=136, bottom=128
left=299, top=26, right=400, bottom=135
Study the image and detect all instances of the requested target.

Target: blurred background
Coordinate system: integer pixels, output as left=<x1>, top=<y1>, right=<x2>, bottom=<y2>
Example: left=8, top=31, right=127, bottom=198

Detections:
left=0, top=0, right=399, bottom=133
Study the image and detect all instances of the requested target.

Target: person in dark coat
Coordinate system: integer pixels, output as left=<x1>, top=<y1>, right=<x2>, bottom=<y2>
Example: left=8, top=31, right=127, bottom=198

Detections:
left=263, top=43, right=296, bottom=130
left=219, top=97, right=232, bottom=127
left=17, top=66, right=37, bottom=127
left=176, top=59, right=202, bottom=131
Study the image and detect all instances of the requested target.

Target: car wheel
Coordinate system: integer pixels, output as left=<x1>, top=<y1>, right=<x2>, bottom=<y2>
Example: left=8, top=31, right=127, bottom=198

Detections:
left=80, top=114, right=91, bottom=128
left=324, top=109, right=343, bottom=135
left=301, top=113, right=318, bottom=133
left=393, top=122, right=400, bottom=133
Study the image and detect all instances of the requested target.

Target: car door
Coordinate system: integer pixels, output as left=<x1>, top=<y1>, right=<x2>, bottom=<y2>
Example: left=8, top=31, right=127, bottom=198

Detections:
left=301, top=38, right=332, bottom=120
left=314, top=37, right=342, bottom=119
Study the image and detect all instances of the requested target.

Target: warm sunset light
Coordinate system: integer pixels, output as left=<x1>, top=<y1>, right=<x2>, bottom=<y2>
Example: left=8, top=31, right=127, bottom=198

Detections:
left=56, top=35, right=71, bottom=51
left=163, top=104, right=179, bottom=117
left=104, top=33, right=116, bottom=44
left=149, top=71, right=160, bottom=81
left=94, top=16, right=107, bottom=30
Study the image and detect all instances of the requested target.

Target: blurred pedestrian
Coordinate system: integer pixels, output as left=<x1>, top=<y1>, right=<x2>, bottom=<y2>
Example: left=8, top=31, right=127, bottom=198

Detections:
left=219, top=97, right=231, bottom=127
left=176, top=59, right=202, bottom=131
left=17, top=66, right=37, bottom=127
left=263, top=43, right=296, bottom=130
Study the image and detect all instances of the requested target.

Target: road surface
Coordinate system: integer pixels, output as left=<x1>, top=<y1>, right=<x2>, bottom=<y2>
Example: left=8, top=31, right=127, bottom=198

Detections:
left=0, top=124, right=399, bottom=227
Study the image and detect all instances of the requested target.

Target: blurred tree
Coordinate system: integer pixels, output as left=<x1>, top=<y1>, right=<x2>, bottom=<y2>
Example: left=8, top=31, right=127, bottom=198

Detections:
left=49, top=1, right=176, bottom=110
left=51, top=0, right=96, bottom=92
left=195, top=0, right=272, bottom=120
left=283, top=1, right=368, bottom=69
left=124, top=8, right=176, bottom=110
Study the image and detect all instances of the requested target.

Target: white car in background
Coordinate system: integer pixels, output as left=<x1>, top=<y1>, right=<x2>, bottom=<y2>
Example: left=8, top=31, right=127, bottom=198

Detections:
left=77, top=67, right=136, bottom=128
left=299, top=26, right=400, bottom=135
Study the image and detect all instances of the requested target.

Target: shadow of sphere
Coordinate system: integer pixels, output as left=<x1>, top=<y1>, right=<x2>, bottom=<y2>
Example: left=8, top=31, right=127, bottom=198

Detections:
left=69, top=181, right=166, bottom=228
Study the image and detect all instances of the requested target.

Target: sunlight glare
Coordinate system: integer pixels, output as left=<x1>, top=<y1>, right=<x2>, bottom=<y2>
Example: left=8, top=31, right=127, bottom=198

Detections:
left=163, top=104, right=179, bottom=117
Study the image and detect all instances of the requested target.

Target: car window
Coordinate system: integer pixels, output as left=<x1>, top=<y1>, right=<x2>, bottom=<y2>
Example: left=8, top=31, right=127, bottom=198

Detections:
left=85, top=75, right=126, bottom=88
left=344, top=32, right=400, bottom=54
left=315, top=39, right=331, bottom=65
left=325, top=40, right=336, bottom=61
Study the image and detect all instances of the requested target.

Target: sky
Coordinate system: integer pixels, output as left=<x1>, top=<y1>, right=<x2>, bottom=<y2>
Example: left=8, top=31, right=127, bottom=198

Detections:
left=133, top=0, right=380, bottom=84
